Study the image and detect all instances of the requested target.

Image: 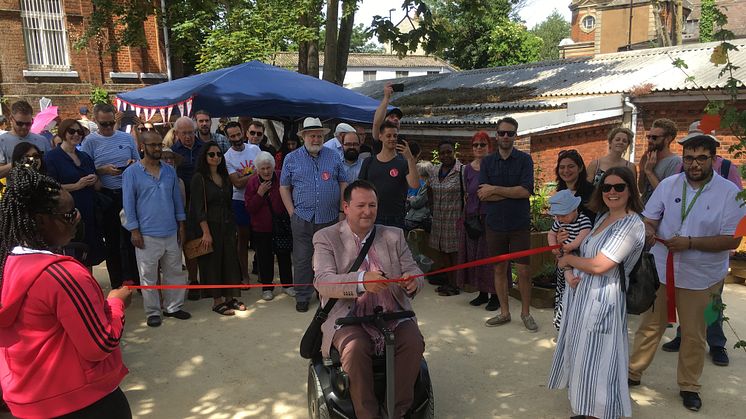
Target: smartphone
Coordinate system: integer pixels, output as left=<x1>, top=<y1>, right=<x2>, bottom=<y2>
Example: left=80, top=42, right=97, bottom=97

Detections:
left=391, top=83, right=404, bottom=92
left=116, top=161, right=132, bottom=171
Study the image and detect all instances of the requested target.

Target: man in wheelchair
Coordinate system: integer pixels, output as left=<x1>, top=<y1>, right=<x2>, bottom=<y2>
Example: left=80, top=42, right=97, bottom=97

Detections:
left=313, top=180, right=425, bottom=418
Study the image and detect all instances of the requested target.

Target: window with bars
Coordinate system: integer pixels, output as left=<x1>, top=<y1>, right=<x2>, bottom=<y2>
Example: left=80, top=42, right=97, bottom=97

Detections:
left=21, top=0, right=71, bottom=71
left=363, top=70, right=377, bottom=81
left=395, top=71, right=409, bottom=78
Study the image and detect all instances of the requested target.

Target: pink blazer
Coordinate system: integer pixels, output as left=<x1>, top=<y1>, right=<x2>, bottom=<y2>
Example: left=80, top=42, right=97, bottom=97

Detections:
left=313, top=221, right=423, bottom=358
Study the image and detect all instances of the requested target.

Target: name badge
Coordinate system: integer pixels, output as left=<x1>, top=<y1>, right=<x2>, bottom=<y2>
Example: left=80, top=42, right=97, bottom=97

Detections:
left=321, top=171, right=331, bottom=181
left=389, top=168, right=399, bottom=177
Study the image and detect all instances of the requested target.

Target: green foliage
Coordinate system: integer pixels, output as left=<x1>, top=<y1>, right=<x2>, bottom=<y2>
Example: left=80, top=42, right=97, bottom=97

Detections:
left=74, top=0, right=157, bottom=52
left=89, top=87, right=112, bottom=105
left=320, top=23, right=385, bottom=54
left=489, top=19, right=542, bottom=66
left=530, top=10, right=571, bottom=61
left=530, top=182, right=555, bottom=232
left=699, top=0, right=717, bottom=42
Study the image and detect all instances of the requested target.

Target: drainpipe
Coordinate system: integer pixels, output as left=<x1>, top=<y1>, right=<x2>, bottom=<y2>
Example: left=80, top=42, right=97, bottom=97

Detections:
left=160, top=0, right=173, bottom=80
left=624, top=96, right=639, bottom=162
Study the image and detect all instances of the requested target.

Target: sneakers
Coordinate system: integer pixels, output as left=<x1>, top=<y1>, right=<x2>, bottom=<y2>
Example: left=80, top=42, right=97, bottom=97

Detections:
left=521, top=313, right=538, bottom=332
left=710, top=346, right=729, bottom=366
left=296, top=301, right=309, bottom=313
left=284, top=287, right=297, bottom=297
left=485, top=313, right=511, bottom=327
left=163, top=310, right=191, bottom=320
left=662, top=336, right=681, bottom=352
left=146, top=316, right=161, bottom=327
left=680, top=391, right=702, bottom=411
left=262, top=290, right=275, bottom=301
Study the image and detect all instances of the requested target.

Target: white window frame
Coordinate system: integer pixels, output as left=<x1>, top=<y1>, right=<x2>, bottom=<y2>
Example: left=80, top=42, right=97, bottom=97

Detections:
left=21, top=0, right=71, bottom=71
left=581, top=15, right=596, bottom=32
left=363, top=70, right=377, bottom=81
left=395, top=70, right=409, bottom=78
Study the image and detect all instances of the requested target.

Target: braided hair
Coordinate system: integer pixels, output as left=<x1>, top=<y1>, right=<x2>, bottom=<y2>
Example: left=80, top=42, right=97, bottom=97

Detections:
left=0, top=165, right=62, bottom=285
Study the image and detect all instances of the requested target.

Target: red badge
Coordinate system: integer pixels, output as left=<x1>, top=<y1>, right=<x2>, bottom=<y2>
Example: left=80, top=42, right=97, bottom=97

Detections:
left=321, top=171, right=331, bottom=181
left=389, top=168, right=399, bottom=177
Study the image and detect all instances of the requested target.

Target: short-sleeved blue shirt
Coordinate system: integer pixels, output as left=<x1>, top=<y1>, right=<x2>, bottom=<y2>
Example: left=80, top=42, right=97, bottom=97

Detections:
left=479, top=148, right=534, bottom=232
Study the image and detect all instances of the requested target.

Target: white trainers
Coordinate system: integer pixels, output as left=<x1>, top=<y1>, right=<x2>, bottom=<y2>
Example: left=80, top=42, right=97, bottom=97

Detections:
left=262, top=290, right=274, bottom=301
left=284, top=287, right=297, bottom=297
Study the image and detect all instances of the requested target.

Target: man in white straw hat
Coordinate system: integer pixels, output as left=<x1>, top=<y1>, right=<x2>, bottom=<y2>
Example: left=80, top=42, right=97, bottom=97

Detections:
left=323, top=122, right=356, bottom=161
left=280, top=117, right=350, bottom=312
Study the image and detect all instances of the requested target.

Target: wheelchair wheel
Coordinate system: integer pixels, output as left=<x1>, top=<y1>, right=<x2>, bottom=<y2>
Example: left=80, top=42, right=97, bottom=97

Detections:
left=308, top=363, right=331, bottom=419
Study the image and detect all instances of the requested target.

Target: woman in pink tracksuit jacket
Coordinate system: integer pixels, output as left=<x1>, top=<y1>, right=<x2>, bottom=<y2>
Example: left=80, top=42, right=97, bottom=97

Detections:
left=0, top=165, right=132, bottom=418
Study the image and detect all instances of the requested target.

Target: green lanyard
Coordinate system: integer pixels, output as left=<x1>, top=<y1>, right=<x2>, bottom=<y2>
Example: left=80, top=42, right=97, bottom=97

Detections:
left=680, top=178, right=709, bottom=223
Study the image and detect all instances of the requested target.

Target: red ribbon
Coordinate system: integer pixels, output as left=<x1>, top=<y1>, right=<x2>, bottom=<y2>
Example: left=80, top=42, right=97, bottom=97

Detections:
left=127, top=245, right=561, bottom=290
left=654, top=238, right=676, bottom=324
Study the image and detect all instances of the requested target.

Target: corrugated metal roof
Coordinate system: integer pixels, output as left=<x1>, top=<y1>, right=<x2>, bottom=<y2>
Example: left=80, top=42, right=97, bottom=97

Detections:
left=266, top=52, right=456, bottom=70
left=352, top=40, right=746, bottom=100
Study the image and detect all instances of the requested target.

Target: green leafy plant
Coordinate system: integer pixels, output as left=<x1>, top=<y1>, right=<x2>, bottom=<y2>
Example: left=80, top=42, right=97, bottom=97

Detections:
left=712, top=297, right=746, bottom=352
left=530, top=181, right=555, bottom=232
left=89, top=87, right=112, bottom=106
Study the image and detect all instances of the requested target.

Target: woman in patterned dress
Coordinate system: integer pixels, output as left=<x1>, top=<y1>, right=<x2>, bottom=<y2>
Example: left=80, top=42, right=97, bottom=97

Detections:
left=548, top=166, right=645, bottom=419
left=428, top=140, right=464, bottom=296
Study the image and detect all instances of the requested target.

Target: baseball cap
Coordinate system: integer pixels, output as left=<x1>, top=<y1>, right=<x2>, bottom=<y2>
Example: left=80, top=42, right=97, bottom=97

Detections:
left=385, top=108, right=403, bottom=119
left=79, top=106, right=89, bottom=115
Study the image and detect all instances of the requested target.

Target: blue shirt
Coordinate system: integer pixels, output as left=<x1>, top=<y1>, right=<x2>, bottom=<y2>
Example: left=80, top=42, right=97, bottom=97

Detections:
left=80, top=130, right=140, bottom=189
left=172, top=138, right=205, bottom=196
left=280, top=146, right=349, bottom=224
left=122, top=162, right=186, bottom=237
left=479, top=148, right=534, bottom=232
left=342, top=157, right=364, bottom=182
left=201, top=132, right=230, bottom=153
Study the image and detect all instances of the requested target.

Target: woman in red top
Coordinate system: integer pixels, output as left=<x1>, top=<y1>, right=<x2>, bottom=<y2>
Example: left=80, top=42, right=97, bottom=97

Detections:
left=0, top=165, right=132, bottom=419
left=245, top=151, right=294, bottom=302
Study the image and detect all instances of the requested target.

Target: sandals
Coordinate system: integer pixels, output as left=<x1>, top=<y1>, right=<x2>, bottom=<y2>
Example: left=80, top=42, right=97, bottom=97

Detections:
left=212, top=302, right=235, bottom=316
left=227, top=298, right=247, bottom=311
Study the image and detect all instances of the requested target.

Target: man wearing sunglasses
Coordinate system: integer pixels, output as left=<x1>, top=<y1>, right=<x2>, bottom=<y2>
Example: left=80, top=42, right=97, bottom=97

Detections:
left=246, top=120, right=277, bottom=155
left=629, top=134, right=745, bottom=412
left=638, top=118, right=682, bottom=204
left=0, top=100, right=53, bottom=178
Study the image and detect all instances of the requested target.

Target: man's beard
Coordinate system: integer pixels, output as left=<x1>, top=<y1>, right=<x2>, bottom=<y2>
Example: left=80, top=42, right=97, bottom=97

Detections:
left=685, top=167, right=712, bottom=182
left=146, top=151, right=161, bottom=160
left=344, top=149, right=360, bottom=162
left=306, top=144, right=322, bottom=154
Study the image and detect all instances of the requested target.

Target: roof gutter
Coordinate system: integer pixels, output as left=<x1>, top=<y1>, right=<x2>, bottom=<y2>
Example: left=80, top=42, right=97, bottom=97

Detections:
left=624, top=96, right=639, bottom=163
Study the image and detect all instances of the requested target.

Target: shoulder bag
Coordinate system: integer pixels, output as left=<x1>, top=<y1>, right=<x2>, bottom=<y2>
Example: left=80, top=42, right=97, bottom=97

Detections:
left=299, top=226, right=377, bottom=359
left=184, top=177, right=214, bottom=260
left=619, top=251, right=660, bottom=315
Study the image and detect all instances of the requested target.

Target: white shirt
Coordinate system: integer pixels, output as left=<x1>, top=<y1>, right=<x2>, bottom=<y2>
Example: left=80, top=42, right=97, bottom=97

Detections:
left=224, top=144, right=261, bottom=201
left=643, top=172, right=745, bottom=290
left=323, top=137, right=344, bottom=161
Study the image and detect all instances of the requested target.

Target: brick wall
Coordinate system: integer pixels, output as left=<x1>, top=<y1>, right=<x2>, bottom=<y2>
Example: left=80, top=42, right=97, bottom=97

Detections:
left=571, top=9, right=597, bottom=43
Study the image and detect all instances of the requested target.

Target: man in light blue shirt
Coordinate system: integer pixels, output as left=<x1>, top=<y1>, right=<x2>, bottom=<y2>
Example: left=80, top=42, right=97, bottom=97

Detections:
left=0, top=100, right=53, bottom=178
left=123, top=131, right=190, bottom=328
left=340, top=130, right=364, bottom=181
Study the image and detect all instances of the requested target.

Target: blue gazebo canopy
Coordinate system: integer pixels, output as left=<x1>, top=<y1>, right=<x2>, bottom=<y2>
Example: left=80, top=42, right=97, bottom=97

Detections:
left=116, top=60, right=381, bottom=123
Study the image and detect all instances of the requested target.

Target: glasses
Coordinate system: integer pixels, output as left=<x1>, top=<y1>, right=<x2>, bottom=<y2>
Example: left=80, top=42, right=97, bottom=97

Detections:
left=646, top=134, right=666, bottom=141
left=14, top=120, right=33, bottom=127
left=343, top=143, right=360, bottom=147
left=472, top=143, right=488, bottom=148
left=682, top=155, right=712, bottom=165
left=601, top=183, right=627, bottom=193
left=144, top=143, right=163, bottom=148
left=139, top=127, right=155, bottom=133
left=66, top=128, right=85, bottom=136
left=248, top=131, right=263, bottom=136
left=496, top=130, right=517, bottom=138
left=49, top=207, right=79, bottom=224
left=98, top=121, right=116, bottom=128
left=207, top=151, right=223, bottom=158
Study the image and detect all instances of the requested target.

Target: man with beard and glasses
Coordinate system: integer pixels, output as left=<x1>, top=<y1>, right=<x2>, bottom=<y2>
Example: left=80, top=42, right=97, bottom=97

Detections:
left=224, top=121, right=261, bottom=284
left=194, top=110, right=230, bottom=153
left=123, top=131, right=190, bottom=328
left=340, top=129, right=364, bottom=181
left=638, top=118, right=682, bottom=203
left=628, top=134, right=745, bottom=412
left=280, top=117, right=349, bottom=312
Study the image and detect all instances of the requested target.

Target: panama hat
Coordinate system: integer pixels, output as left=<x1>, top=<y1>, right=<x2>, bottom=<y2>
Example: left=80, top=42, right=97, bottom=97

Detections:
left=297, top=117, right=330, bottom=137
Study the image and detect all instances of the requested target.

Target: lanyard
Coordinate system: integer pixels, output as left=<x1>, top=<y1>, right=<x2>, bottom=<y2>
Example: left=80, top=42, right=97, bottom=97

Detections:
left=680, top=177, right=709, bottom=223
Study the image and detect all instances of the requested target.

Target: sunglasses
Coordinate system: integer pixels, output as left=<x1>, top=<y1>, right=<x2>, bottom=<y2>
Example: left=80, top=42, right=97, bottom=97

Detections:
left=472, top=143, right=488, bottom=148
left=248, top=131, right=263, bottom=136
left=207, top=151, right=223, bottom=158
left=496, top=130, right=517, bottom=138
left=66, top=128, right=85, bottom=136
left=99, top=121, right=116, bottom=128
left=682, top=155, right=712, bottom=165
left=601, top=183, right=627, bottom=193
left=14, top=120, right=33, bottom=127
left=646, top=134, right=665, bottom=141
left=50, top=207, right=79, bottom=224
left=139, top=127, right=155, bottom=132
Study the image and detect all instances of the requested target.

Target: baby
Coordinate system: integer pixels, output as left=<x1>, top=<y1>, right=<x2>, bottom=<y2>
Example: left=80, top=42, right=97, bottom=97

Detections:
left=547, top=189, right=592, bottom=331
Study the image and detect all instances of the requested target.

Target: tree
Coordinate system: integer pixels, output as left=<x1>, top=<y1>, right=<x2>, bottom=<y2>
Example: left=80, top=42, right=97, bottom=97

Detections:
left=530, top=10, right=570, bottom=61
left=319, top=24, right=385, bottom=53
left=699, top=0, right=717, bottom=42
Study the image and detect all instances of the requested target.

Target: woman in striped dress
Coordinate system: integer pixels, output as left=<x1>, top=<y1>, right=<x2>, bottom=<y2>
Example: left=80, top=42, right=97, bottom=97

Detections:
left=548, top=166, right=645, bottom=419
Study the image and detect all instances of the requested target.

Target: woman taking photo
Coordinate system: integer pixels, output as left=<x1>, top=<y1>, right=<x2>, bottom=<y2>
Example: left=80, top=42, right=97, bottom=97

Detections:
left=548, top=166, right=645, bottom=419
left=44, top=119, right=105, bottom=268
left=457, top=132, right=498, bottom=309
left=428, top=140, right=464, bottom=296
left=0, top=165, right=132, bottom=418
left=586, top=127, right=637, bottom=185
left=188, top=141, right=245, bottom=315
left=244, top=151, right=294, bottom=301
left=555, top=149, right=596, bottom=223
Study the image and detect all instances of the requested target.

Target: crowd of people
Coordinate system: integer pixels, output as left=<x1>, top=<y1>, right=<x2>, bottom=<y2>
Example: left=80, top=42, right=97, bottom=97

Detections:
left=0, top=86, right=744, bottom=418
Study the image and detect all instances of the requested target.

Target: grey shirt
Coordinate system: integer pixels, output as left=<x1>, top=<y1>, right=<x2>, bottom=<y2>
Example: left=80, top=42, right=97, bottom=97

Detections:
left=641, top=154, right=682, bottom=203
left=0, top=132, right=53, bottom=164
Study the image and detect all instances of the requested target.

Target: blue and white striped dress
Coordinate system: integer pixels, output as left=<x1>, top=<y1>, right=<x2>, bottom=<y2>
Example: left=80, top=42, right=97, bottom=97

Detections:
left=548, top=212, right=645, bottom=419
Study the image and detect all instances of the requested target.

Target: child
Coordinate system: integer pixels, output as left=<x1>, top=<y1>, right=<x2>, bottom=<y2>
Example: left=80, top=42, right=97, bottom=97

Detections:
left=547, top=189, right=592, bottom=331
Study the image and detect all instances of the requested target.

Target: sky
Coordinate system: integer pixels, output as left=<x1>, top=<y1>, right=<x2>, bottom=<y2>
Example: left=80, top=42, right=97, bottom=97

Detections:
left=356, top=0, right=572, bottom=31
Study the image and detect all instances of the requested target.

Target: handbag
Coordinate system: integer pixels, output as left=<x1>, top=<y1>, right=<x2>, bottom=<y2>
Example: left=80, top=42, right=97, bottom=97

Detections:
left=265, top=191, right=292, bottom=253
left=459, top=165, right=484, bottom=240
left=184, top=177, right=214, bottom=260
left=299, top=226, right=377, bottom=359
left=619, top=251, right=660, bottom=315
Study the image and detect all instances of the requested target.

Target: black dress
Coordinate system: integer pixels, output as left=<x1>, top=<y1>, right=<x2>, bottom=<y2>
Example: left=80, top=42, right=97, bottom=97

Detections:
left=187, top=173, right=242, bottom=299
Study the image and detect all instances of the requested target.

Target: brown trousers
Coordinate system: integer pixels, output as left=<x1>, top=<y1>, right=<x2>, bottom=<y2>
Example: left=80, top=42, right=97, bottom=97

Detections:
left=332, top=320, right=425, bottom=419
left=629, top=280, right=722, bottom=392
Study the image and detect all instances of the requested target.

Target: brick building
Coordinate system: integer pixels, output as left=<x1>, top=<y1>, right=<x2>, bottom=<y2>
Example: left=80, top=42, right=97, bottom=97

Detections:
left=352, top=40, right=746, bottom=181
left=684, top=0, right=746, bottom=42
left=0, top=0, right=168, bottom=119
